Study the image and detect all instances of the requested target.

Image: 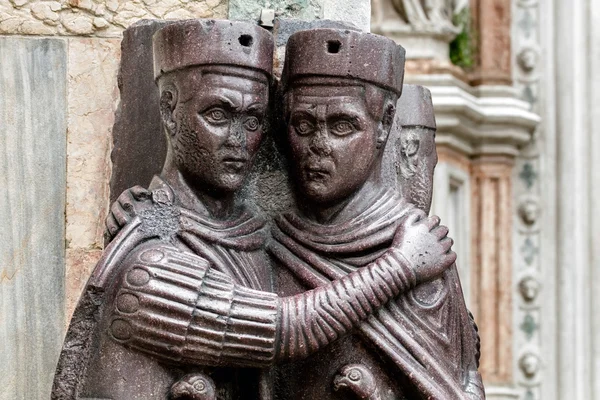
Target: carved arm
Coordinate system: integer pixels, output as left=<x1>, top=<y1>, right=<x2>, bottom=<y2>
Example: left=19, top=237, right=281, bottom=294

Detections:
left=107, top=243, right=420, bottom=368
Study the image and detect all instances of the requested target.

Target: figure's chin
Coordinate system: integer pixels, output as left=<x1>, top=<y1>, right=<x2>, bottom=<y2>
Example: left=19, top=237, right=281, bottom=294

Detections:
left=300, top=181, right=336, bottom=204
left=216, top=173, right=246, bottom=191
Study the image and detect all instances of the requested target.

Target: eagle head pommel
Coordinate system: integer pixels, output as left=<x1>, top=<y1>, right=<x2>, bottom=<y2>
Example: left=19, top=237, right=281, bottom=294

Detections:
left=170, top=373, right=216, bottom=400
left=333, top=363, right=381, bottom=400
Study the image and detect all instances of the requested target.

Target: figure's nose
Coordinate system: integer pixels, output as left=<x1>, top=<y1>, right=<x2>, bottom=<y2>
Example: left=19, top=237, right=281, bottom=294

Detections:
left=308, top=128, right=332, bottom=156
left=224, top=120, right=245, bottom=148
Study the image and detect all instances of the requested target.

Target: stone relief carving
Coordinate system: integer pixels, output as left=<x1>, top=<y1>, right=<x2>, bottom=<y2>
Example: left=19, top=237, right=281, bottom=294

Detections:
left=392, top=0, right=456, bottom=30
left=518, top=198, right=540, bottom=225
left=519, top=351, right=541, bottom=379
left=52, top=19, right=483, bottom=400
left=519, top=274, right=540, bottom=302
left=514, top=0, right=543, bottom=398
left=517, top=47, right=539, bottom=73
left=394, top=84, right=438, bottom=212
left=372, top=0, right=462, bottom=38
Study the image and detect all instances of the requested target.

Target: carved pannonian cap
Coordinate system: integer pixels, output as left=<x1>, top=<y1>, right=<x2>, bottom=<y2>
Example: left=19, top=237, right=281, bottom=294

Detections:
left=395, top=84, right=436, bottom=130
left=153, top=19, right=274, bottom=80
left=281, top=28, right=406, bottom=95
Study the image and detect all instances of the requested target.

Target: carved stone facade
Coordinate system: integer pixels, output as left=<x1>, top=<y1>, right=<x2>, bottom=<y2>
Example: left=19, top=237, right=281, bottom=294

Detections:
left=372, top=0, right=539, bottom=398
left=511, top=0, right=543, bottom=399
left=530, top=1, right=600, bottom=400
left=371, top=0, right=463, bottom=59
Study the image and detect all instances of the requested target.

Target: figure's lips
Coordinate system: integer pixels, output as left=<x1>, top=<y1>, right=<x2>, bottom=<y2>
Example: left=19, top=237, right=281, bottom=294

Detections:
left=222, top=156, right=248, bottom=170
left=304, top=167, right=330, bottom=180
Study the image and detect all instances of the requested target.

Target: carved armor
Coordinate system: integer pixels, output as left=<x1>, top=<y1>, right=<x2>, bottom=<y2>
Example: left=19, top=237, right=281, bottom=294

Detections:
left=54, top=180, right=436, bottom=400
left=108, top=239, right=418, bottom=367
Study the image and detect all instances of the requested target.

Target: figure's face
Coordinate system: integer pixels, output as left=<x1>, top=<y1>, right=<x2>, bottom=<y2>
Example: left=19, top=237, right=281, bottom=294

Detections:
left=519, top=276, right=539, bottom=301
left=519, top=200, right=539, bottom=225
left=520, top=354, right=539, bottom=377
left=286, top=85, right=382, bottom=206
left=167, top=68, right=268, bottom=195
left=398, top=127, right=437, bottom=213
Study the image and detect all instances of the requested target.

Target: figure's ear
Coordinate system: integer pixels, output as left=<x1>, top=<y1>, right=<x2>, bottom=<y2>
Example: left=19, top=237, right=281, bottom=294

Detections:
left=160, top=85, right=178, bottom=136
left=376, top=102, right=395, bottom=149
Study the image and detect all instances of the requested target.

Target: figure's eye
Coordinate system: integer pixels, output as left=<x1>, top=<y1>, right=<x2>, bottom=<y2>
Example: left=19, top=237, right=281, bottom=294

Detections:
left=243, top=116, right=261, bottom=131
left=330, top=120, right=355, bottom=136
left=202, top=108, right=229, bottom=125
left=294, top=119, right=315, bottom=136
left=403, top=139, right=420, bottom=157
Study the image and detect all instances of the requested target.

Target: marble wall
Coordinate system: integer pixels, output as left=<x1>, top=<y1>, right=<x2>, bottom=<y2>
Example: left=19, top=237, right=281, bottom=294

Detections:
left=0, top=37, right=67, bottom=400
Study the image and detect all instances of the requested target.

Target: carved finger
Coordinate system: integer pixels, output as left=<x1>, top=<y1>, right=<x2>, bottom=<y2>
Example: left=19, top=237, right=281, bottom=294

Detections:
left=105, top=213, right=120, bottom=238
left=117, top=191, right=136, bottom=212
left=442, top=251, right=457, bottom=268
left=130, top=185, right=151, bottom=201
left=111, top=202, right=129, bottom=227
left=433, top=225, right=449, bottom=239
left=423, top=215, right=441, bottom=230
left=440, top=237, right=454, bottom=253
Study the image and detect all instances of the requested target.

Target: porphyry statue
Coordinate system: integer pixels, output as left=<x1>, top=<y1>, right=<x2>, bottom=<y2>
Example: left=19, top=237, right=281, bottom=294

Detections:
left=269, top=30, right=483, bottom=399
left=51, top=20, right=460, bottom=400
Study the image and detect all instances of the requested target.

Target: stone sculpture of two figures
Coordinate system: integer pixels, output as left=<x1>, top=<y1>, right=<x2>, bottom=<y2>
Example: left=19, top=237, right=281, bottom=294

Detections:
left=52, top=19, right=485, bottom=400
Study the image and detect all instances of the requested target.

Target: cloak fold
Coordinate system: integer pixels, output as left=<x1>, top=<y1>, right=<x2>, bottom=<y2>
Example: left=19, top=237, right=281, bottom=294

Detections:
left=53, top=176, right=272, bottom=399
left=268, top=187, right=482, bottom=399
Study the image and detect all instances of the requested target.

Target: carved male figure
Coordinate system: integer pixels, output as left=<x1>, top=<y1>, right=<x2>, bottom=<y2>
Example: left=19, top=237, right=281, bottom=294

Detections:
left=395, top=84, right=483, bottom=397
left=394, top=84, right=438, bottom=212
left=53, top=20, right=456, bottom=400
left=269, top=29, right=483, bottom=399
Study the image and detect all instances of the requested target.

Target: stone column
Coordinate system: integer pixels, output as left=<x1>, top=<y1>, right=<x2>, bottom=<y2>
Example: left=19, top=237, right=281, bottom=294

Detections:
left=469, top=0, right=512, bottom=85
left=470, top=156, right=514, bottom=385
left=541, top=0, right=600, bottom=399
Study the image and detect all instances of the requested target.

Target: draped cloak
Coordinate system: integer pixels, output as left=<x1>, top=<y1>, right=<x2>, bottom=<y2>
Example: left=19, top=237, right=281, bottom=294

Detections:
left=52, top=176, right=274, bottom=400
left=268, top=186, right=484, bottom=399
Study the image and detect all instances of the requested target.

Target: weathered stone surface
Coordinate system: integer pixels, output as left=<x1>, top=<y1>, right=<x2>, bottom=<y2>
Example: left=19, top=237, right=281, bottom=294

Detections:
left=67, top=38, right=119, bottom=250
left=65, top=248, right=102, bottom=321
left=322, top=0, right=369, bottom=31
left=469, top=0, right=512, bottom=85
left=272, top=18, right=359, bottom=76
left=0, top=0, right=227, bottom=37
left=229, top=0, right=322, bottom=24
left=0, top=37, right=67, bottom=400
left=109, top=20, right=171, bottom=204
left=229, top=0, right=369, bottom=32
left=470, top=156, right=514, bottom=384
left=65, top=38, right=120, bottom=319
